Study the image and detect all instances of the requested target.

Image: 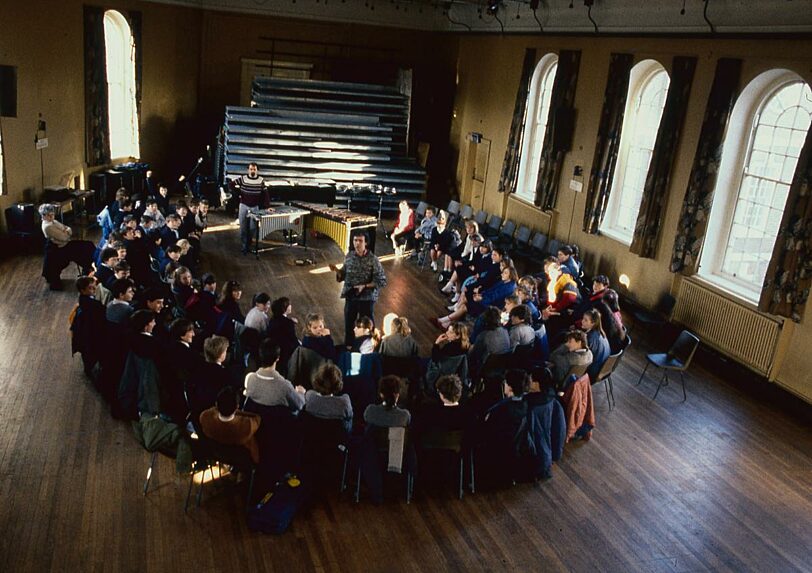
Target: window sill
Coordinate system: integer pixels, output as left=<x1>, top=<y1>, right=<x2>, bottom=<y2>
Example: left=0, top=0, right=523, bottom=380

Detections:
left=690, top=273, right=761, bottom=311
left=598, top=227, right=633, bottom=247
left=509, top=194, right=541, bottom=210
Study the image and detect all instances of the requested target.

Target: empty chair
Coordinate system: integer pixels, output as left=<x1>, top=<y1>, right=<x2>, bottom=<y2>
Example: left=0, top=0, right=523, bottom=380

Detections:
left=496, top=220, right=517, bottom=249
left=631, top=293, right=677, bottom=334
left=459, top=204, right=474, bottom=221
left=530, top=232, right=548, bottom=256
left=484, top=215, right=502, bottom=240
left=547, top=239, right=562, bottom=258
left=636, top=330, right=699, bottom=401
left=474, top=209, right=488, bottom=227
left=446, top=200, right=461, bottom=218
left=513, top=226, right=532, bottom=256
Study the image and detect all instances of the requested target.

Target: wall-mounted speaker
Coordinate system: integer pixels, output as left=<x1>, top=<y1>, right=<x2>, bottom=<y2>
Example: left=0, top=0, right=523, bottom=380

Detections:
left=0, top=65, right=17, bottom=118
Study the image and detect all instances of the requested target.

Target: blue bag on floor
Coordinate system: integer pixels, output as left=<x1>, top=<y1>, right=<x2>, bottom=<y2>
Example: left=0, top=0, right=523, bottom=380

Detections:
left=247, top=475, right=309, bottom=534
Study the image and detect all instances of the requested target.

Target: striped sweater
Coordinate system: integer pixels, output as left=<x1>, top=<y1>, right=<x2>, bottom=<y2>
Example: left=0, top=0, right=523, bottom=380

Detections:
left=236, top=175, right=268, bottom=208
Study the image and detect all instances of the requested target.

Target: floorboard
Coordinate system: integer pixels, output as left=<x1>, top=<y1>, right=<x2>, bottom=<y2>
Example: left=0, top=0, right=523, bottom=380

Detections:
left=0, top=212, right=810, bottom=573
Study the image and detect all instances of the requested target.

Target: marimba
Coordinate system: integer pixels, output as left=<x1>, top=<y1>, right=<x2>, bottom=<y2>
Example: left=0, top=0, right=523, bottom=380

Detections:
left=291, top=202, right=377, bottom=253
left=248, top=205, right=310, bottom=258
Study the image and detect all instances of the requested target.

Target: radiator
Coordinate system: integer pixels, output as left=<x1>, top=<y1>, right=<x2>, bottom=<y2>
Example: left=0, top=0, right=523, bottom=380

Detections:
left=673, top=278, right=784, bottom=378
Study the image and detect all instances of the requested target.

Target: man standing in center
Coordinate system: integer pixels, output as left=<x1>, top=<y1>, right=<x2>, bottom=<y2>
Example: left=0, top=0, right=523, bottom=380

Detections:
left=330, top=232, right=387, bottom=348
left=232, top=162, right=269, bottom=255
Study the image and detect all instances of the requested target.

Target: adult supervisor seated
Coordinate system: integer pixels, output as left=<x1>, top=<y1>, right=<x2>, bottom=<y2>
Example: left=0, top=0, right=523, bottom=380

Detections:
left=232, top=162, right=270, bottom=255
left=39, top=203, right=95, bottom=290
left=329, top=232, right=387, bottom=348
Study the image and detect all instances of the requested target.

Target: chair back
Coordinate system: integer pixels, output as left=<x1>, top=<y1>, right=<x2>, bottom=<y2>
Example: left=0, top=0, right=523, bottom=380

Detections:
left=196, top=433, right=255, bottom=470
left=621, top=334, right=632, bottom=352
left=300, top=411, right=349, bottom=450
left=420, top=429, right=464, bottom=454
left=486, top=215, right=502, bottom=233
left=425, top=354, right=469, bottom=396
left=656, top=293, right=677, bottom=318
left=547, top=239, right=562, bottom=257
left=474, top=209, right=488, bottom=226
left=499, top=220, right=516, bottom=239
left=594, top=353, right=620, bottom=382
left=479, top=351, right=512, bottom=379
left=669, top=330, right=700, bottom=369
left=416, top=200, right=429, bottom=219
left=459, top=204, right=474, bottom=220
left=530, top=232, right=548, bottom=253
left=512, top=342, right=536, bottom=369
left=565, top=363, right=589, bottom=380
left=515, top=225, right=531, bottom=246
left=447, top=200, right=461, bottom=216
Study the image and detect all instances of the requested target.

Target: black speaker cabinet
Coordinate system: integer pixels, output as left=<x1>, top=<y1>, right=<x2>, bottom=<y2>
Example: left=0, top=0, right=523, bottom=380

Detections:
left=0, top=65, right=17, bottom=118
left=5, top=203, right=37, bottom=237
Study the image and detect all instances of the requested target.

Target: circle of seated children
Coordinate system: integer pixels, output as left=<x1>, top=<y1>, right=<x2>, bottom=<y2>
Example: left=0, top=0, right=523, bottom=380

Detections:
left=65, top=195, right=629, bottom=505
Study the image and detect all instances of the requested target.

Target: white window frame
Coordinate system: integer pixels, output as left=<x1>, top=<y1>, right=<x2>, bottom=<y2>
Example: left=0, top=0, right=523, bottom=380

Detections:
left=600, top=59, right=670, bottom=245
left=514, top=53, right=558, bottom=204
left=104, top=10, right=140, bottom=161
left=699, top=69, right=811, bottom=304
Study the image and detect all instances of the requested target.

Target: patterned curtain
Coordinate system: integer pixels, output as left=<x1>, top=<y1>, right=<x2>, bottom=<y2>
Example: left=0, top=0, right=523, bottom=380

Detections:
left=670, top=58, right=742, bottom=274
left=534, top=50, right=582, bottom=210
left=630, top=56, right=697, bottom=258
left=129, top=11, right=143, bottom=134
left=84, top=6, right=110, bottom=166
left=498, top=48, right=537, bottom=194
left=758, top=125, right=812, bottom=323
left=583, top=53, right=634, bottom=234
left=0, top=120, right=6, bottom=196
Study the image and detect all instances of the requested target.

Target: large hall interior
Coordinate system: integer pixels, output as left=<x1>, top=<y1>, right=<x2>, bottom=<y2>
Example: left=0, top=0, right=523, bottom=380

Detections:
left=0, top=1, right=811, bottom=571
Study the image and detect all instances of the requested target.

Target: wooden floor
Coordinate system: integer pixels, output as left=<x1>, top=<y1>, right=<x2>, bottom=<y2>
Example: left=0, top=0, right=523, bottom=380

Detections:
left=1, top=213, right=811, bottom=573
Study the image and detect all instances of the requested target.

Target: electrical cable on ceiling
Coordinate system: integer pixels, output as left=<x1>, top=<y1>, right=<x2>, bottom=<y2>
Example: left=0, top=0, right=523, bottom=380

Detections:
left=587, top=3, right=598, bottom=33
left=680, top=0, right=687, bottom=16
left=494, top=11, right=505, bottom=34
left=532, top=7, right=543, bottom=32
left=446, top=6, right=473, bottom=31
left=703, top=0, right=716, bottom=33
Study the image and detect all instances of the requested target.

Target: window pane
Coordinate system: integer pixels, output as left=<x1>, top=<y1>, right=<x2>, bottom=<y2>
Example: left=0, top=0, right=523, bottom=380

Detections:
left=104, top=11, right=140, bottom=159
left=516, top=57, right=558, bottom=201
left=600, top=65, right=670, bottom=239
left=720, top=80, right=812, bottom=291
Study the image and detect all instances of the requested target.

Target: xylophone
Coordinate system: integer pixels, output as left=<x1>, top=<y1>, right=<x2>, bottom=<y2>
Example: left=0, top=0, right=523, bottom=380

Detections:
left=248, top=205, right=311, bottom=259
left=291, top=202, right=377, bottom=253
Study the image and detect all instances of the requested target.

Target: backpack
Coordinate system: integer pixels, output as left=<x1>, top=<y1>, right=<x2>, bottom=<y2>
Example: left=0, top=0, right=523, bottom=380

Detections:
left=247, top=475, right=310, bottom=534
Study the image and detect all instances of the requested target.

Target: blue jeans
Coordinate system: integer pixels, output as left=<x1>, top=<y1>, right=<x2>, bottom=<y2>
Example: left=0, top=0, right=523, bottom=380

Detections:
left=238, top=203, right=259, bottom=253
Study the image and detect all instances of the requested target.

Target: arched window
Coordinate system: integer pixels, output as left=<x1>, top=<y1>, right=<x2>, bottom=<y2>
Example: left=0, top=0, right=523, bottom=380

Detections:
left=515, top=54, right=558, bottom=203
left=600, top=60, right=670, bottom=243
left=700, top=71, right=812, bottom=302
left=104, top=10, right=139, bottom=160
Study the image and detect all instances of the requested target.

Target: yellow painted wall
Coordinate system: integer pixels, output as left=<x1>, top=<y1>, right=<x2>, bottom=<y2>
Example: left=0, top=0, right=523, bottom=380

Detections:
left=451, top=34, right=812, bottom=401
left=0, top=0, right=202, bottom=223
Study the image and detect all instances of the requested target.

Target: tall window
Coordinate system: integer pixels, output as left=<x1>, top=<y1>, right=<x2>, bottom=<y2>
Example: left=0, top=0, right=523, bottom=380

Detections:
left=600, top=60, right=670, bottom=243
left=104, top=10, right=139, bottom=159
left=701, top=72, right=812, bottom=302
left=515, top=54, right=558, bottom=203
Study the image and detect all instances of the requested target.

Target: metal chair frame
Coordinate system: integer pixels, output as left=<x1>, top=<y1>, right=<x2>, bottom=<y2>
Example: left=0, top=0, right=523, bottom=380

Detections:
left=636, top=331, right=699, bottom=402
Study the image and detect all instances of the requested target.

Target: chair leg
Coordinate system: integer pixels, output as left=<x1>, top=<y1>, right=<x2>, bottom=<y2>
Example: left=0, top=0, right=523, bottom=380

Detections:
left=184, top=469, right=195, bottom=513
left=680, top=371, right=687, bottom=402
left=196, top=464, right=210, bottom=508
left=354, top=467, right=362, bottom=503
left=603, top=379, right=612, bottom=411
left=340, top=450, right=349, bottom=493
left=458, top=454, right=464, bottom=500
left=406, top=473, right=413, bottom=504
left=246, top=468, right=256, bottom=506
left=608, top=376, right=615, bottom=409
left=636, top=362, right=650, bottom=386
left=143, top=451, right=157, bottom=495
left=652, top=371, right=668, bottom=401
left=469, top=450, right=476, bottom=494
